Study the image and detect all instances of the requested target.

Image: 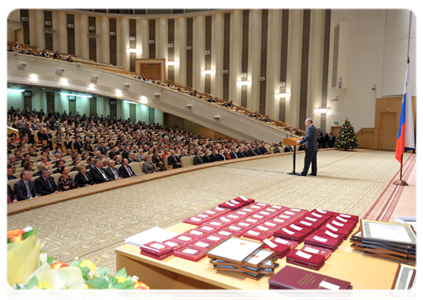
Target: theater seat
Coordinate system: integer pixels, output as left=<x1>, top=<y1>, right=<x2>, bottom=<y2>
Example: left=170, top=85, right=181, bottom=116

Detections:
left=129, top=162, right=142, bottom=176
left=180, top=156, right=193, bottom=168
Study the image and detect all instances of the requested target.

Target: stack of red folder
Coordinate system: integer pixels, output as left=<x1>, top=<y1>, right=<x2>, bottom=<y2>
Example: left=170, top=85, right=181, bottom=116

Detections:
left=182, top=213, right=213, bottom=225
left=312, top=229, right=344, bottom=247
left=242, top=228, right=273, bottom=242
left=320, top=219, right=354, bottom=239
left=286, top=249, right=325, bottom=270
left=199, top=233, right=227, bottom=245
left=269, top=265, right=352, bottom=289
left=262, top=238, right=291, bottom=258
left=296, top=214, right=327, bottom=228
left=203, top=207, right=230, bottom=218
left=273, top=226, right=308, bottom=243
left=218, top=199, right=247, bottom=210
left=332, top=212, right=359, bottom=222
left=304, top=233, right=339, bottom=251
left=309, top=208, right=335, bottom=218
left=270, top=216, right=295, bottom=226
left=174, top=245, right=207, bottom=262
left=291, top=218, right=323, bottom=231
left=162, top=238, right=189, bottom=251
left=298, top=245, right=332, bottom=260
left=182, top=228, right=211, bottom=239
left=202, top=219, right=226, bottom=230
left=285, top=208, right=309, bottom=216
left=269, top=237, right=298, bottom=250
left=329, top=215, right=358, bottom=231
left=140, top=241, right=174, bottom=260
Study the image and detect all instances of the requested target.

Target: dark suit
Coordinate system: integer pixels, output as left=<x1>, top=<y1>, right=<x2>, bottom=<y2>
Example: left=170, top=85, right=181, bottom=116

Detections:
left=90, top=167, right=111, bottom=183
left=202, top=155, right=211, bottom=163
left=74, top=141, right=83, bottom=153
left=64, top=141, right=73, bottom=149
left=74, top=172, right=94, bottom=187
left=242, top=150, right=249, bottom=157
left=229, top=151, right=239, bottom=159
left=119, top=165, right=136, bottom=178
left=259, top=146, right=268, bottom=154
left=299, top=124, right=318, bottom=175
left=168, top=155, right=181, bottom=168
left=247, top=149, right=258, bottom=156
left=236, top=151, right=246, bottom=158
left=14, top=180, right=39, bottom=201
left=193, top=155, right=204, bottom=165
left=104, top=167, right=121, bottom=180
left=210, top=153, right=220, bottom=162
left=98, top=146, right=107, bottom=155
left=35, top=176, right=58, bottom=196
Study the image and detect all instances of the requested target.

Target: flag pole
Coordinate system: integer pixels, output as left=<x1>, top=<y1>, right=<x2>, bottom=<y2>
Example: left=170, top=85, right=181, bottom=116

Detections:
left=393, top=11, right=412, bottom=187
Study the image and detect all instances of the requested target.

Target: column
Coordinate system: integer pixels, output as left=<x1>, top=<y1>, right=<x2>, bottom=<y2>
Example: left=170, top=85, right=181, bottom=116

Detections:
left=192, top=15, right=205, bottom=92
left=32, top=9, right=45, bottom=49
left=229, top=10, right=242, bottom=105
left=265, top=10, right=282, bottom=119
left=175, top=17, right=187, bottom=85
left=56, top=11, right=67, bottom=54
left=286, top=9, right=303, bottom=127
left=78, top=14, right=89, bottom=59
left=308, top=10, right=324, bottom=124
left=247, top=9, right=261, bottom=111
left=120, top=17, right=130, bottom=71
left=211, top=12, right=224, bottom=98
left=100, top=16, right=109, bottom=64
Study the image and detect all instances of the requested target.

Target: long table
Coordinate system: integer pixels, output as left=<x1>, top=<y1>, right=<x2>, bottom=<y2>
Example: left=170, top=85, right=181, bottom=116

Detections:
left=115, top=223, right=400, bottom=290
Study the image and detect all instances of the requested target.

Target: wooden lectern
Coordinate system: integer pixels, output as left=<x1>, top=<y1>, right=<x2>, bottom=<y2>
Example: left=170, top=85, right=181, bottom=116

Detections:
left=284, top=137, right=302, bottom=175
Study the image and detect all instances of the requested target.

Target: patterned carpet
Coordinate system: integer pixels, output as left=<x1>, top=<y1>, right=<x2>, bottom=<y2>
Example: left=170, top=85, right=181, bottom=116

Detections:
left=7, top=149, right=408, bottom=275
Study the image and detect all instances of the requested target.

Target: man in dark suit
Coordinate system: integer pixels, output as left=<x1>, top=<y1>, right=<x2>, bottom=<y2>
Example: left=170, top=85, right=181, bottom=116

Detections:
left=90, top=159, right=111, bottom=184
left=296, top=118, right=318, bottom=176
left=229, top=148, right=239, bottom=159
left=247, top=146, right=258, bottom=157
left=236, top=148, right=246, bottom=158
left=104, top=160, right=122, bottom=180
left=259, top=142, right=269, bottom=155
left=74, top=137, right=83, bottom=154
left=35, top=168, right=59, bottom=196
left=98, top=142, right=107, bottom=155
left=168, top=150, right=182, bottom=168
left=33, top=162, right=46, bottom=177
left=13, top=170, right=39, bottom=201
left=328, top=132, right=336, bottom=148
left=52, top=160, right=64, bottom=174
left=202, top=150, right=212, bottom=163
left=209, top=149, right=220, bottom=162
left=321, top=130, right=329, bottom=148
left=193, top=151, right=204, bottom=165
left=119, top=158, right=136, bottom=178
left=7, top=165, right=17, bottom=181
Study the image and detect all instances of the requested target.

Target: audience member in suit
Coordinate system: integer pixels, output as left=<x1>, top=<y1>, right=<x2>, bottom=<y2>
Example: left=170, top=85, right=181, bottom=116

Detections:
left=143, top=156, right=158, bottom=174
left=152, top=150, right=166, bottom=171
left=74, top=163, right=94, bottom=187
left=296, top=118, right=318, bottom=176
left=64, top=136, right=73, bottom=150
left=322, top=130, right=329, bottom=148
left=127, top=152, right=136, bottom=163
left=119, top=158, right=136, bottom=178
left=52, top=160, right=65, bottom=174
left=168, top=150, right=182, bottom=168
left=247, top=146, right=258, bottom=157
left=241, top=146, right=249, bottom=157
left=58, top=167, right=77, bottom=191
left=104, top=160, right=122, bottom=180
left=35, top=168, right=59, bottom=196
left=202, top=150, right=212, bottom=163
left=121, top=146, right=131, bottom=160
left=209, top=149, right=220, bottom=162
left=328, top=132, right=336, bottom=148
left=236, top=149, right=246, bottom=158
left=114, top=155, right=123, bottom=166
left=273, top=145, right=281, bottom=153
left=91, top=159, right=111, bottom=184
left=259, top=142, right=269, bottom=155
left=98, top=142, right=107, bottom=155
left=53, top=51, right=61, bottom=59
left=7, top=165, right=17, bottom=181
left=229, top=149, right=239, bottom=159
left=74, top=137, right=83, bottom=154
left=193, top=151, right=204, bottom=165
left=7, top=184, right=18, bottom=203
left=13, top=170, right=39, bottom=201
left=284, top=145, right=293, bottom=152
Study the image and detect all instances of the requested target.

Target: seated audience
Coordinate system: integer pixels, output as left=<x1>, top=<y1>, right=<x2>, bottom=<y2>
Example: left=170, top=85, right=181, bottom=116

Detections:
left=74, top=163, right=94, bottom=187
left=104, top=160, right=121, bottom=180
left=143, top=156, right=158, bottom=174
left=14, top=170, right=39, bottom=201
left=167, top=150, right=181, bottom=168
left=119, top=158, right=136, bottom=178
left=35, top=168, right=59, bottom=196
left=58, top=167, right=77, bottom=191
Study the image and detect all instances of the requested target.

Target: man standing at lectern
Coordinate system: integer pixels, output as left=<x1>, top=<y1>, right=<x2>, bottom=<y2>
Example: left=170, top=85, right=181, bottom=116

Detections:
left=296, top=118, right=318, bottom=176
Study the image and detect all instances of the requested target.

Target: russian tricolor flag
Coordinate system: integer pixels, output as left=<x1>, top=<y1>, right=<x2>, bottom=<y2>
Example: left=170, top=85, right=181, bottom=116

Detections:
left=395, top=63, right=415, bottom=162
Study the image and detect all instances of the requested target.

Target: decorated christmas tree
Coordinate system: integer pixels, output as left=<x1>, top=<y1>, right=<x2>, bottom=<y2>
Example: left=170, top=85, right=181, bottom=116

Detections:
left=336, top=118, right=358, bottom=150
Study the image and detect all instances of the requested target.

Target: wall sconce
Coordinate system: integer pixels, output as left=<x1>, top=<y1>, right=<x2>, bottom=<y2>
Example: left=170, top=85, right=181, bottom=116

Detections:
left=236, top=80, right=252, bottom=87
left=60, top=78, right=68, bottom=86
left=314, top=108, right=330, bottom=114
left=87, top=83, right=96, bottom=91
left=140, top=96, right=148, bottom=104
left=115, top=89, right=122, bottom=97
left=201, top=69, right=216, bottom=76
left=275, top=92, right=290, bottom=99
left=166, top=61, right=179, bottom=66
left=126, top=48, right=142, bottom=54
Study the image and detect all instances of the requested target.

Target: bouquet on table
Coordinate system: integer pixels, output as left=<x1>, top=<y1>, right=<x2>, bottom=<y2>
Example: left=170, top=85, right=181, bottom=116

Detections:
left=7, top=227, right=149, bottom=290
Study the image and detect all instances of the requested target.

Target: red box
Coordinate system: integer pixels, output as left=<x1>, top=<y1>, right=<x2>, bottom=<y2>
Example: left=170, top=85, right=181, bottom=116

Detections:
left=200, top=233, right=228, bottom=244
left=162, top=238, right=188, bottom=251
left=242, top=229, right=273, bottom=242
left=174, top=234, right=200, bottom=244
left=140, top=241, right=174, bottom=256
left=269, top=237, right=298, bottom=250
left=174, top=245, right=206, bottom=262
left=299, top=245, right=332, bottom=260
left=140, top=250, right=173, bottom=260
left=233, top=196, right=255, bottom=204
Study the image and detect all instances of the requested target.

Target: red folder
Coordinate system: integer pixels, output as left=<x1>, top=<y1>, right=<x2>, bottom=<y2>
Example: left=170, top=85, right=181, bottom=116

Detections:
left=313, top=229, right=344, bottom=246
left=174, top=245, right=206, bottom=262
left=233, top=196, right=255, bottom=204
left=140, top=250, right=173, bottom=260
left=304, top=233, right=339, bottom=251
left=286, top=250, right=325, bottom=271
left=162, top=238, right=189, bottom=251
left=299, top=245, right=332, bottom=260
left=242, top=229, right=274, bottom=242
left=140, top=241, right=174, bottom=256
